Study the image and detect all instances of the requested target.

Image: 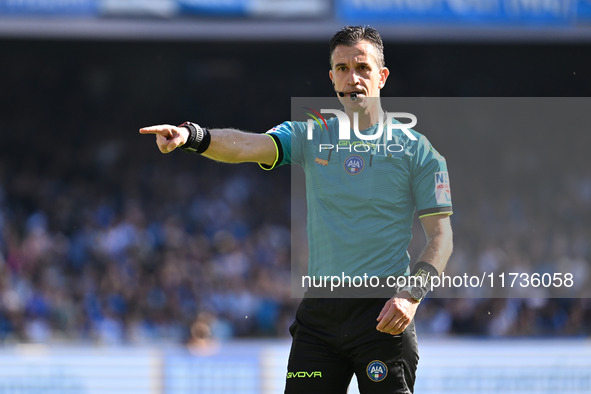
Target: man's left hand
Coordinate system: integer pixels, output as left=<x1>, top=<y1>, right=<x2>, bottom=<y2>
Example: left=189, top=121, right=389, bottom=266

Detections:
left=376, top=291, right=419, bottom=335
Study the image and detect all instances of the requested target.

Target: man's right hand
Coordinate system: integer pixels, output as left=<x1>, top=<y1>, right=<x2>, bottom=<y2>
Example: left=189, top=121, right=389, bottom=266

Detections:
left=139, top=124, right=189, bottom=154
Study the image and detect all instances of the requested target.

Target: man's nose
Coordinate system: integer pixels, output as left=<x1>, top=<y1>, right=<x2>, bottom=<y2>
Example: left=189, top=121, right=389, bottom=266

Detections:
left=347, top=69, right=361, bottom=85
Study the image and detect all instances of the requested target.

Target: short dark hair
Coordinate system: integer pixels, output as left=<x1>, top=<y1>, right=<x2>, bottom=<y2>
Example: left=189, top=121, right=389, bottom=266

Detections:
left=329, top=25, right=385, bottom=68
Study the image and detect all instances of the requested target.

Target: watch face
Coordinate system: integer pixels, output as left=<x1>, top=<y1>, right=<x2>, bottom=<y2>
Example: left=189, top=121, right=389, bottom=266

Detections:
left=410, top=286, right=424, bottom=301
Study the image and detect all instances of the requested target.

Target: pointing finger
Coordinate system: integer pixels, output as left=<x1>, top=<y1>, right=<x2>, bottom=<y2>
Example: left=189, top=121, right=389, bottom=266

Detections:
left=139, top=125, right=174, bottom=138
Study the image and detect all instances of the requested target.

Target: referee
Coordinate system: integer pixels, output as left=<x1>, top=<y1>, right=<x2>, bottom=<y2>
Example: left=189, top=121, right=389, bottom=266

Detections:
left=141, top=26, right=453, bottom=394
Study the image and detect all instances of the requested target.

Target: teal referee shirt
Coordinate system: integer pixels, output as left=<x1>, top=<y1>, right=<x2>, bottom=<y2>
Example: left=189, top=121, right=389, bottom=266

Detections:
left=261, top=115, right=452, bottom=278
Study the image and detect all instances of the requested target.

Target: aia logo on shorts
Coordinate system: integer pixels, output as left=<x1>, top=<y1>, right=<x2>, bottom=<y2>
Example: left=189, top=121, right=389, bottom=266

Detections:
left=344, top=155, right=364, bottom=175
left=366, top=360, right=388, bottom=382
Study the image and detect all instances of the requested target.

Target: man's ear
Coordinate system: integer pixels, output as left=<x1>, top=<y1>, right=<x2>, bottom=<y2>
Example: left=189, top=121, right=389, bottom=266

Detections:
left=379, top=67, right=389, bottom=89
left=329, top=69, right=334, bottom=85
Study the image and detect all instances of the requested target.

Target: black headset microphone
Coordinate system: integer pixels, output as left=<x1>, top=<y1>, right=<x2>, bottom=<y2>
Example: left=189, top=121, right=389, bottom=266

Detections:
left=337, top=91, right=358, bottom=102
left=333, top=82, right=358, bottom=102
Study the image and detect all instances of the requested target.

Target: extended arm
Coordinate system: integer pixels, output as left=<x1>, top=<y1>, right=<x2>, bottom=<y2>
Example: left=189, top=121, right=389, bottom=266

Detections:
left=139, top=124, right=277, bottom=166
left=376, top=214, right=453, bottom=335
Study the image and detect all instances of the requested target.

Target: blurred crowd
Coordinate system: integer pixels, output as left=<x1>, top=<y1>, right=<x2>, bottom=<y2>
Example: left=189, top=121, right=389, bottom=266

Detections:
left=0, top=144, right=296, bottom=344
left=0, top=40, right=590, bottom=345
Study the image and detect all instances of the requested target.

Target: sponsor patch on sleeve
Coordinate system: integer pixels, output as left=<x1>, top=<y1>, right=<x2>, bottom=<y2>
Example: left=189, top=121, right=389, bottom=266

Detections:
left=434, top=171, right=451, bottom=204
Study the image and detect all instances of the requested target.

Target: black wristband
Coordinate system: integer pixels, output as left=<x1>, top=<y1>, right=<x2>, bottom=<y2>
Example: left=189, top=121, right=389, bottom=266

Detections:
left=410, top=261, right=439, bottom=294
left=179, top=122, right=211, bottom=154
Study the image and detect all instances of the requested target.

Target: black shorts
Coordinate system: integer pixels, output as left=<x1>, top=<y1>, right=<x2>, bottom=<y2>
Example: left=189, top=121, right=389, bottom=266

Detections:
left=285, top=296, right=419, bottom=394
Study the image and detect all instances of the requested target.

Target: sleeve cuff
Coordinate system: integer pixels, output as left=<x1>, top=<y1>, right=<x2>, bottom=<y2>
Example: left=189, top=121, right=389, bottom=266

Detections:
left=259, top=133, right=283, bottom=171
left=418, top=206, right=453, bottom=218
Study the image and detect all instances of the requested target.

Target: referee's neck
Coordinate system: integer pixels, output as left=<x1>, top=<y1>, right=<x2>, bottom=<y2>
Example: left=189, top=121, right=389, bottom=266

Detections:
left=345, top=102, right=384, bottom=131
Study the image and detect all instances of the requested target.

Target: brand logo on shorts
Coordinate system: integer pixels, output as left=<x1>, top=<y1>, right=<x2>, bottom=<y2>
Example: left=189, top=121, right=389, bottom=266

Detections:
left=366, top=360, right=388, bottom=382
left=286, top=371, right=322, bottom=379
left=344, top=155, right=364, bottom=175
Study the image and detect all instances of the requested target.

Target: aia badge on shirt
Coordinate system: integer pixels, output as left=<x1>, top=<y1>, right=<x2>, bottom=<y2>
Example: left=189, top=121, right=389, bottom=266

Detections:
left=434, top=171, right=451, bottom=204
left=366, top=360, right=388, bottom=382
left=344, top=155, right=364, bottom=175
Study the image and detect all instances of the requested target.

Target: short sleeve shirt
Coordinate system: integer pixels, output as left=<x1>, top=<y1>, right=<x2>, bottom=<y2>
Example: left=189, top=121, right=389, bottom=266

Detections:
left=262, top=116, right=452, bottom=278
